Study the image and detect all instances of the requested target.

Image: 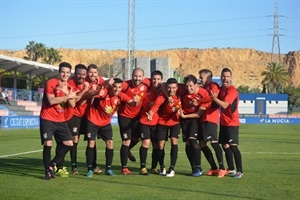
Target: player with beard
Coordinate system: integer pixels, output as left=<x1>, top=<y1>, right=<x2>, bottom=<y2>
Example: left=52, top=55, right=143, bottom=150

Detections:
left=198, top=69, right=226, bottom=177
left=64, top=64, right=89, bottom=175
left=210, top=68, right=243, bottom=178
left=118, top=68, right=151, bottom=175
left=138, top=70, right=163, bottom=175
left=79, top=64, right=110, bottom=175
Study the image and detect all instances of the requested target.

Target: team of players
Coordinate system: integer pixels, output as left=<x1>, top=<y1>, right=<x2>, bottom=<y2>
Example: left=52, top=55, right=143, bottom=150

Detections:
left=40, top=62, right=243, bottom=180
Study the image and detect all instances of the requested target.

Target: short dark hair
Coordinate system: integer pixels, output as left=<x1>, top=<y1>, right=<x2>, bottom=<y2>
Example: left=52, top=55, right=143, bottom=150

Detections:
left=166, top=78, right=178, bottom=85
left=87, top=64, right=98, bottom=71
left=58, top=62, right=72, bottom=72
left=183, top=74, right=197, bottom=84
left=75, top=64, right=87, bottom=73
left=151, top=70, right=163, bottom=79
left=221, top=67, right=232, bottom=75
left=113, top=77, right=123, bottom=84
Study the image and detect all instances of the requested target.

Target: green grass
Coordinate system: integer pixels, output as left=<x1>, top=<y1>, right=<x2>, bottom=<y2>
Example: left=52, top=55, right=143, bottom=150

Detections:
left=0, top=124, right=300, bottom=200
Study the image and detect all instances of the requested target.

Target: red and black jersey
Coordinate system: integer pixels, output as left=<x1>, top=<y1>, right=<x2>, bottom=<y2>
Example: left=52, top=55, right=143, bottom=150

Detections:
left=68, top=77, right=87, bottom=117
left=181, top=86, right=210, bottom=114
left=150, top=92, right=182, bottom=126
left=201, top=82, right=220, bottom=125
left=117, top=78, right=151, bottom=118
left=139, top=86, right=161, bottom=125
left=87, top=88, right=132, bottom=126
left=40, top=78, right=69, bottom=122
left=218, top=85, right=240, bottom=126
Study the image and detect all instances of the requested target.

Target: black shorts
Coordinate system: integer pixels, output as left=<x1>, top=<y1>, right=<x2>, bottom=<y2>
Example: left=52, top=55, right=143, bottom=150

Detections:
left=40, top=118, right=72, bottom=145
left=140, top=123, right=158, bottom=143
left=79, top=115, right=88, bottom=135
left=67, top=115, right=82, bottom=136
left=199, top=121, right=218, bottom=142
left=118, top=115, right=140, bottom=141
left=85, top=120, right=113, bottom=141
left=218, top=125, right=239, bottom=145
left=180, top=118, right=199, bottom=142
left=156, top=124, right=180, bottom=141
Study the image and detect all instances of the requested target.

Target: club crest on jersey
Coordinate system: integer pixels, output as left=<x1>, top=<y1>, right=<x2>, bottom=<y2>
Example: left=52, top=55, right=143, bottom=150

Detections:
left=140, top=85, right=145, bottom=91
left=114, top=99, right=119, bottom=105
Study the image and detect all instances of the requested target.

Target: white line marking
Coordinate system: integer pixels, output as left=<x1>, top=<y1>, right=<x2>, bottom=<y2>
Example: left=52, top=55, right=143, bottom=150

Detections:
left=1, top=150, right=299, bottom=158
left=0, top=150, right=42, bottom=158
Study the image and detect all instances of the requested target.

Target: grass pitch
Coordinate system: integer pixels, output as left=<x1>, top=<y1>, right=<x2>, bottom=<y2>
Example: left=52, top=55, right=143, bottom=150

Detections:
left=0, top=124, right=299, bottom=200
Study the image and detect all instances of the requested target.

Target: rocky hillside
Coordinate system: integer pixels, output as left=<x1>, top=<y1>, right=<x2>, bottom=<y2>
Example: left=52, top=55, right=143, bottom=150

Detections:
left=1, top=48, right=299, bottom=89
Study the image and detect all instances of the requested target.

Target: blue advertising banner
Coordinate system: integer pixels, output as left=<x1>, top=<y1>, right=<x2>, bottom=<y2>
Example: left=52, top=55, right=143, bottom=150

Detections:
left=0, top=116, right=119, bottom=129
left=239, top=118, right=300, bottom=124
left=1, top=116, right=40, bottom=129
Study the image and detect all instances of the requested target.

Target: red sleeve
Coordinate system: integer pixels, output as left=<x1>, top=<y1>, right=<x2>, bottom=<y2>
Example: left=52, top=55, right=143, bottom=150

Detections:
left=142, top=78, right=151, bottom=87
left=122, top=81, right=130, bottom=92
left=198, top=87, right=211, bottom=104
left=119, top=92, right=132, bottom=103
left=150, top=92, right=166, bottom=113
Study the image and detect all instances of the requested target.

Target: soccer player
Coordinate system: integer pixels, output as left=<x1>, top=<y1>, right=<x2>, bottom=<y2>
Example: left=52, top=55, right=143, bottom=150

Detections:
left=118, top=68, right=151, bottom=175
left=198, top=69, right=226, bottom=178
left=210, top=67, right=243, bottom=178
left=65, top=64, right=89, bottom=175
left=138, top=70, right=163, bottom=175
left=147, top=78, right=183, bottom=177
left=40, top=62, right=76, bottom=180
left=85, top=78, right=136, bottom=177
left=80, top=64, right=110, bottom=175
left=178, top=74, right=210, bottom=177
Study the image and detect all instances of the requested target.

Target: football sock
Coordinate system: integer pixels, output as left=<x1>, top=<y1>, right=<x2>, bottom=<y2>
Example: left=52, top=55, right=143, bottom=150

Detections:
left=70, top=142, right=78, bottom=169
left=170, top=144, right=178, bottom=167
left=120, top=145, right=129, bottom=168
left=151, top=148, right=159, bottom=169
left=105, top=148, right=114, bottom=170
left=139, top=146, right=148, bottom=168
left=223, top=147, right=235, bottom=170
left=86, top=146, right=94, bottom=171
left=185, top=144, right=194, bottom=170
left=201, top=146, right=218, bottom=170
left=43, top=145, right=51, bottom=172
left=157, top=149, right=165, bottom=167
left=211, top=142, right=225, bottom=170
left=92, top=144, right=97, bottom=169
left=230, top=145, right=243, bottom=173
left=189, top=139, right=201, bottom=167
left=51, top=144, right=71, bottom=168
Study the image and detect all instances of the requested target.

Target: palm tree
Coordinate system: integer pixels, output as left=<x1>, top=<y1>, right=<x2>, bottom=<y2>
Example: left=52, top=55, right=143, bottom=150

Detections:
left=32, top=43, right=47, bottom=61
left=24, top=41, right=36, bottom=60
left=43, top=48, right=62, bottom=65
left=261, top=62, right=289, bottom=94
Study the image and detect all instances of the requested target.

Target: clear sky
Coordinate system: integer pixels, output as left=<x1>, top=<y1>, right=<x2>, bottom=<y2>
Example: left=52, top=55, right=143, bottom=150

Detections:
left=0, top=0, right=299, bottom=53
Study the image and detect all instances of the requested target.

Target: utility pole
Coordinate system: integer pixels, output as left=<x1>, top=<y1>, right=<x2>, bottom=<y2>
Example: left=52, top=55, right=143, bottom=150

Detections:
left=271, top=0, right=281, bottom=63
left=127, top=0, right=136, bottom=79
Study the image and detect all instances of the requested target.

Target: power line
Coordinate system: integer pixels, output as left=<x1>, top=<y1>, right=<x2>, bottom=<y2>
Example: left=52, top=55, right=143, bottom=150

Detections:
left=1, top=16, right=271, bottom=39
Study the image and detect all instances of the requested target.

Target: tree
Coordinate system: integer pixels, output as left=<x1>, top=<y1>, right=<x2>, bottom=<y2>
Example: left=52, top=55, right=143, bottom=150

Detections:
left=32, top=42, right=47, bottom=61
left=43, top=48, right=62, bottom=65
left=24, top=41, right=47, bottom=61
left=261, top=62, right=289, bottom=94
left=24, top=41, right=36, bottom=61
